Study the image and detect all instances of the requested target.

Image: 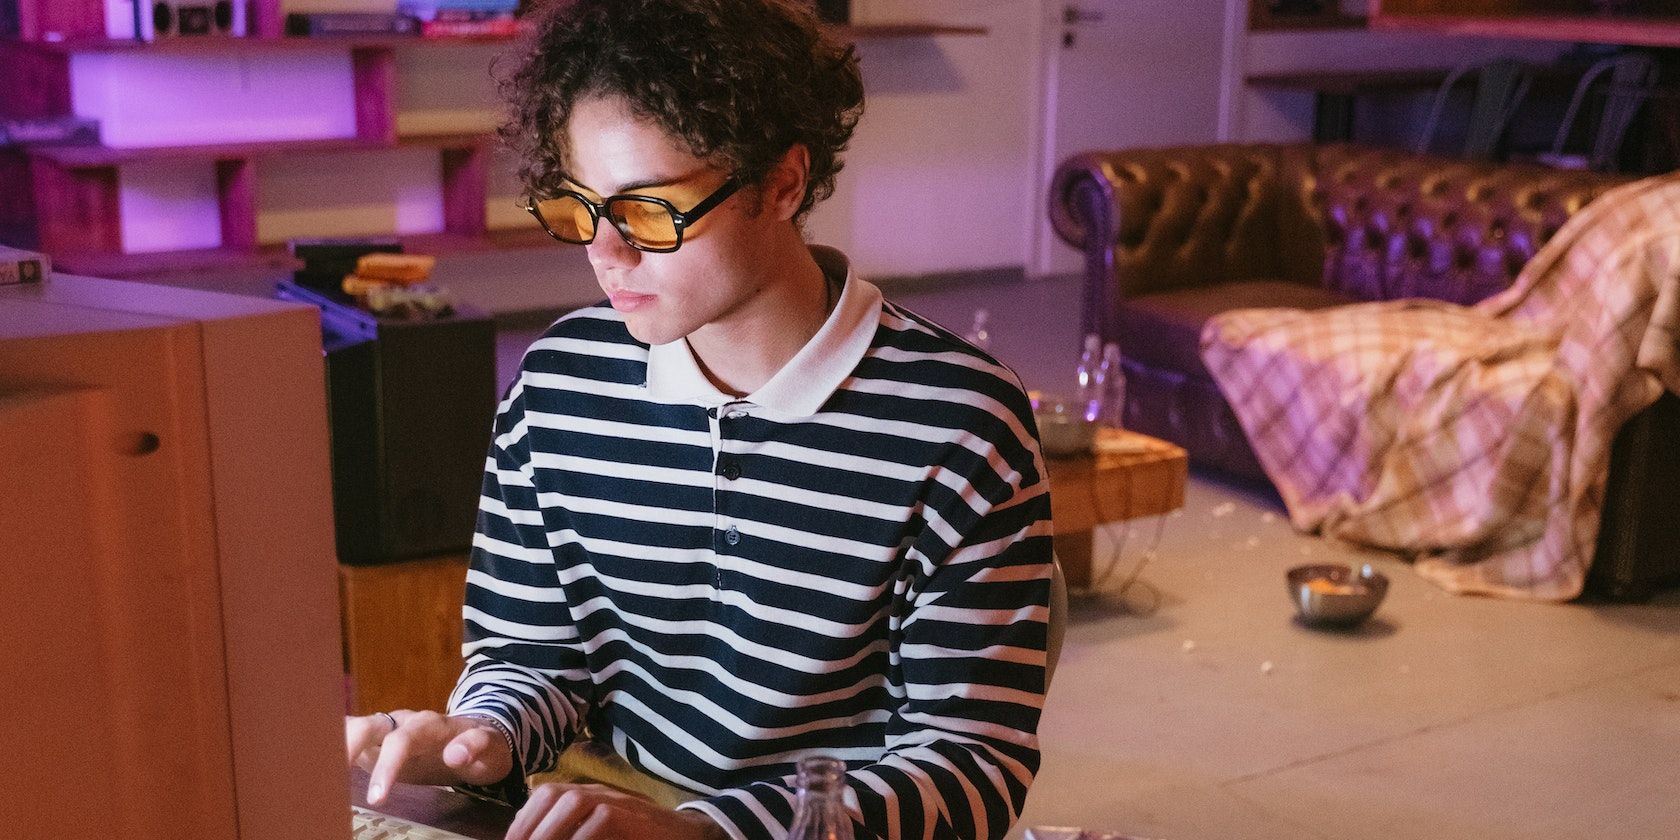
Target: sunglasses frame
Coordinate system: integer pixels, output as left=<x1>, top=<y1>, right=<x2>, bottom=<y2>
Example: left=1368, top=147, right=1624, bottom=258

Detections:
left=523, top=176, right=742, bottom=254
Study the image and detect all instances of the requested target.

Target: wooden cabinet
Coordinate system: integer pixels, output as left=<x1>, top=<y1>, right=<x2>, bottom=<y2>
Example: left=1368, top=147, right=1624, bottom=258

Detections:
left=339, top=553, right=471, bottom=715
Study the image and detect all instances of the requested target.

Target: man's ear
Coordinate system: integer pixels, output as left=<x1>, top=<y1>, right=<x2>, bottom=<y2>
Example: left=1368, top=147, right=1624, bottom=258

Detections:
left=762, top=144, right=811, bottom=222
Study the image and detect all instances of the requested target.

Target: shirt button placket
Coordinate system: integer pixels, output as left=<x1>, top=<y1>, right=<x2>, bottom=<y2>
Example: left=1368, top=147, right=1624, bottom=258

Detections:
left=713, top=404, right=746, bottom=592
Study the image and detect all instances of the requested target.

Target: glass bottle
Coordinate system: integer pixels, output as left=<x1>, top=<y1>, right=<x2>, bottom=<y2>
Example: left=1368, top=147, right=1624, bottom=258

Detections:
left=1099, top=341, right=1126, bottom=428
left=1075, top=333, right=1101, bottom=423
left=787, top=756, right=855, bottom=840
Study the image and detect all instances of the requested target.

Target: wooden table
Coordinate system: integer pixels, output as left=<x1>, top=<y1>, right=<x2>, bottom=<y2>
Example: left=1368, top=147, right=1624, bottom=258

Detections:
left=1044, top=428, right=1188, bottom=589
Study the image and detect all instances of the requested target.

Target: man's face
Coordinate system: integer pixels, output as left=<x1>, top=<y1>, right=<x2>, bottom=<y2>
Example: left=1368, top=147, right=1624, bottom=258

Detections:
left=562, top=95, right=775, bottom=346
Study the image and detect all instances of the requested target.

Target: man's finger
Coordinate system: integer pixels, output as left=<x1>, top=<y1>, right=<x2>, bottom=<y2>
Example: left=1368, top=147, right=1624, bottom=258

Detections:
left=443, top=724, right=513, bottom=785
left=442, top=725, right=486, bottom=767
left=570, top=802, right=617, bottom=840
left=366, top=726, right=414, bottom=806
left=505, top=783, right=564, bottom=840
left=344, top=715, right=383, bottom=769
left=527, top=789, right=593, bottom=840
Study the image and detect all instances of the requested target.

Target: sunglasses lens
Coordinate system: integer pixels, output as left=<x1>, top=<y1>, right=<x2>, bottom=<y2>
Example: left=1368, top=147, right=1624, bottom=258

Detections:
left=609, top=198, right=680, bottom=251
left=533, top=194, right=596, bottom=243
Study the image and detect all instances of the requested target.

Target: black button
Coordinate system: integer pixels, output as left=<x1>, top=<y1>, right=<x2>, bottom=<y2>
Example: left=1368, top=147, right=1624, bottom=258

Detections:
left=720, top=459, right=741, bottom=481
left=723, top=525, right=741, bottom=546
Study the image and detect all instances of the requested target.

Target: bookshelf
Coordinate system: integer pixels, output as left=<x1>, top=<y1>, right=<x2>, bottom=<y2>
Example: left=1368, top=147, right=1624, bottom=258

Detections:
left=0, top=1, right=988, bottom=277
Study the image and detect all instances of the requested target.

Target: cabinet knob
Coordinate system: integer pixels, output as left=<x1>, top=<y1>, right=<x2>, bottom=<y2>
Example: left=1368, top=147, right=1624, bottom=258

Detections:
left=122, top=432, right=162, bottom=456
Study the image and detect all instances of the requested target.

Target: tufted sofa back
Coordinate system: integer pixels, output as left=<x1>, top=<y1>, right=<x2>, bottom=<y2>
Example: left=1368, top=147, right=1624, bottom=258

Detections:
left=1293, top=144, right=1631, bottom=304
left=1050, top=143, right=1632, bottom=306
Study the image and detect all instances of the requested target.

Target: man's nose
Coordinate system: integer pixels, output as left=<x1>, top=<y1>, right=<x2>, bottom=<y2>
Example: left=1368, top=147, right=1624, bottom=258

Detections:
left=586, top=222, right=641, bottom=269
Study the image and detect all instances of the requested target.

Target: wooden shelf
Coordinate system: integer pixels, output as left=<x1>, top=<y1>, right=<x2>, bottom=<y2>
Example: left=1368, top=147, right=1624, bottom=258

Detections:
left=1246, top=67, right=1458, bottom=93
left=5, top=21, right=983, bottom=54
left=1250, top=12, right=1368, bottom=31
left=835, top=23, right=989, bottom=38
left=53, top=226, right=566, bottom=279
left=405, top=226, right=564, bottom=255
left=55, top=245, right=303, bottom=278
left=29, top=132, right=490, bottom=168
left=1373, top=13, right=1680, bottom=47
left=6, top=33, right=527, bottom=54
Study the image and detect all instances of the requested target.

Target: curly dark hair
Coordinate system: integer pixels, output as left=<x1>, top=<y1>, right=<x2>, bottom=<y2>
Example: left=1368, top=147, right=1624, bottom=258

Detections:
left=500, top=0, right=865, bottom=223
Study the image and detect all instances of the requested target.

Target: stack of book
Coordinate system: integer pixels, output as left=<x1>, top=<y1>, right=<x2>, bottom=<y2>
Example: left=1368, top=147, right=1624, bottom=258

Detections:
left=397, top=0, right=521, bottom=38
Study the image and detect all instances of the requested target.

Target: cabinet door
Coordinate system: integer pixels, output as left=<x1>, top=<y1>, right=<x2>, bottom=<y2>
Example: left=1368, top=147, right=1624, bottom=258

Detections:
left=0, top=326, right=240, bottom=840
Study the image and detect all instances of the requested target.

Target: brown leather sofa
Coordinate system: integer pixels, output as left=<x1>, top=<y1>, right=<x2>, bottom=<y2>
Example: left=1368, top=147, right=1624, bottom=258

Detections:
left=1049, top=143, right=1678, bottom=599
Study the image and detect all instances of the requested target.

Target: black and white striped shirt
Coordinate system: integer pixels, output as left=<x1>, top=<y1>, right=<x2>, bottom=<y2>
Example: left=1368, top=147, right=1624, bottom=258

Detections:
left=448, top=247, right=1053, bottom=840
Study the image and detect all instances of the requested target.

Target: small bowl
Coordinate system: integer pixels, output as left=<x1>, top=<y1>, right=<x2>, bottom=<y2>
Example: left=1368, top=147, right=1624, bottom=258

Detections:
left=1033, top=394, right=1096, bottom=458
left=1287, top=563, right=1388, bottom=627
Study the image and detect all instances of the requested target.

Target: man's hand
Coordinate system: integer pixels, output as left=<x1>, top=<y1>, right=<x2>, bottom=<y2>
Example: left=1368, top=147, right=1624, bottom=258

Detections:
left=506, top=783, right=726, bottom=840
left=344, top=710, right=515, bottom=806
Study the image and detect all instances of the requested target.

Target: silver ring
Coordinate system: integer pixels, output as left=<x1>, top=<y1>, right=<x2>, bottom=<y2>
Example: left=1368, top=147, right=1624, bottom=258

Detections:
left=377, top=711, right=398, bottom=735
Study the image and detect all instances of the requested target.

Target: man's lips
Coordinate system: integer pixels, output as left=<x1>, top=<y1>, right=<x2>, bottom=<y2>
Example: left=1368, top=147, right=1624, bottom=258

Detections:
left=607, top=290, right=656, bottom=311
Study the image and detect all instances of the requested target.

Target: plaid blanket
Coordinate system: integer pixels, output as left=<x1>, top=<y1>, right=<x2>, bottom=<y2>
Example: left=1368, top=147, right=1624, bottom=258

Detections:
left=1201, top=174, right=1680, bottom=600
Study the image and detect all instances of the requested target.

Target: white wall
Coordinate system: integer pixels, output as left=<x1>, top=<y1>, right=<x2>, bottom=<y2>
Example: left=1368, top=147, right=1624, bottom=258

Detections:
left=805, top=0, right=1041, bottom=278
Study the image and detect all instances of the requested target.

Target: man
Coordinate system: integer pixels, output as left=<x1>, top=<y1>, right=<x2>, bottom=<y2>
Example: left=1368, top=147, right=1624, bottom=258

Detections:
left=344, top=2, right=1053, bottom=838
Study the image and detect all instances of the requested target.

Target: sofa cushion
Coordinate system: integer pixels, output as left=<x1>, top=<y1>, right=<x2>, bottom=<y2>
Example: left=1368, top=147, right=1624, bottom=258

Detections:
left=1119, top=280, right=1351, bottom=378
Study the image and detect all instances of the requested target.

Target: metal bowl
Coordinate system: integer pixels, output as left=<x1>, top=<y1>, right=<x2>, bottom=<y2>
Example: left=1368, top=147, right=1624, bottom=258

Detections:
left=1287, top=563, right=1388, bottom=627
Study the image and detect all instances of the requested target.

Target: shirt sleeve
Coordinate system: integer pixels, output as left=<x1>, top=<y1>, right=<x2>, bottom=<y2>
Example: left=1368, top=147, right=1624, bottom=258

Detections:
left=445, top=374, right=593, bottom=805
left=678, top=402, right=1055, bottom=840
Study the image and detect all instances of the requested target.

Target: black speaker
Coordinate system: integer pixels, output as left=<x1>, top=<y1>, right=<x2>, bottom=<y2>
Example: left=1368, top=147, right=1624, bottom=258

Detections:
left=814, top=0, right=849, bottom=24
left=278, top=281, right=499, bottom=566
left=142, top=0, right=244, bottom=40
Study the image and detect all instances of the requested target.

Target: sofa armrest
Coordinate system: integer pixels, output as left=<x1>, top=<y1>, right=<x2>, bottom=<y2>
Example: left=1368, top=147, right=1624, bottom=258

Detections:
left=1049, top=144, right=1291, bottom=341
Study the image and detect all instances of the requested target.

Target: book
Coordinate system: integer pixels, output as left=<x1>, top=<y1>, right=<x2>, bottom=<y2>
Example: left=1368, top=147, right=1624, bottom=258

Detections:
left=419, top=16, right=520, bottom=38
left=398, top=0, right=519, bottom=22
left=1, top=117, right=101, bottom=148
left=0, top=246, right=50, bottom=287
left=284, top=12, right=421, bottom=37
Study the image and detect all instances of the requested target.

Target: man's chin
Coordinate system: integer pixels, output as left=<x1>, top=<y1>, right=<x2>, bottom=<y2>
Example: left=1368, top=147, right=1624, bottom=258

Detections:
left=622, top=315, right=685, bottom=348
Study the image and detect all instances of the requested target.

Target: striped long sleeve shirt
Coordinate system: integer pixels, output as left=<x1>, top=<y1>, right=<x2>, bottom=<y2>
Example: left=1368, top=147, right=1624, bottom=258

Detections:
left=448, top=247, right=1053, bottom=840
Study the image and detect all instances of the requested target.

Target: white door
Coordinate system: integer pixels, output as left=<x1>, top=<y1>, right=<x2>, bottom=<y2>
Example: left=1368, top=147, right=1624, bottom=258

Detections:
left=1030, top=0, right=1241, bottom=276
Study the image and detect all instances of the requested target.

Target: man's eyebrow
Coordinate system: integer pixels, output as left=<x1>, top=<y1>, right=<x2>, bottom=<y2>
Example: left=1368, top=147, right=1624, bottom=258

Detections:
left=562, top=168, right=710, bottom=195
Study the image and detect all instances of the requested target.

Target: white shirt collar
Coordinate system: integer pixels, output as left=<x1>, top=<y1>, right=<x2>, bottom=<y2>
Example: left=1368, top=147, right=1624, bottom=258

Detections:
left=645, top=245, right=882, bottom=418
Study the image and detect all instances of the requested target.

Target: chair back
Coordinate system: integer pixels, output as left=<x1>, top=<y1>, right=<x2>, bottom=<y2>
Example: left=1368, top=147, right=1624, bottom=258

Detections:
left=1416, top=59, right=1534, bottom=159
left=1549, top=53, right=1660, bottom=172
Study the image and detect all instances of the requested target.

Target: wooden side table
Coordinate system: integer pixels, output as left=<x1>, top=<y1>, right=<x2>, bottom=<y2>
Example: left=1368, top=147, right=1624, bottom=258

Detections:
left=340, top=554, right=469, bottom=715
left=1044, top=428, right=1189, bottom=589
